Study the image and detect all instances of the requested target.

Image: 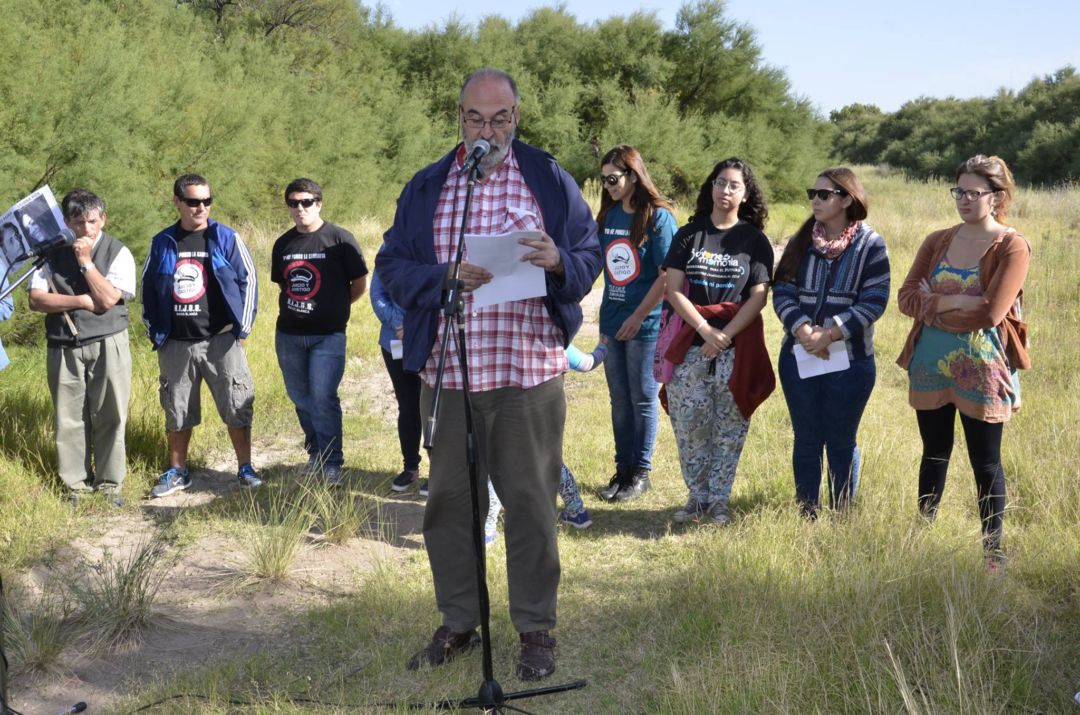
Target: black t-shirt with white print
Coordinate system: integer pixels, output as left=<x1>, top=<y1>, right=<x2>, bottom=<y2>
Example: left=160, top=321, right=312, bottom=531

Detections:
left=271, top=222, right=368, bottom=335
left=171, top=227, right=231, bottom=340
left=662, top=216, right=774, bottom=332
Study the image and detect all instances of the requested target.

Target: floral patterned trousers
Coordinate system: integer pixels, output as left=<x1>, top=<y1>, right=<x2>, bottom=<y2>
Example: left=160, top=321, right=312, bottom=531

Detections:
left=667, top=346, right=750, bottom=508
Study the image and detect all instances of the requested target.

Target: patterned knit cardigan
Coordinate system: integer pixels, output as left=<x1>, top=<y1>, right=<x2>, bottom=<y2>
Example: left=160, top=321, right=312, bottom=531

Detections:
left=772, top=223, right=890, bottom=360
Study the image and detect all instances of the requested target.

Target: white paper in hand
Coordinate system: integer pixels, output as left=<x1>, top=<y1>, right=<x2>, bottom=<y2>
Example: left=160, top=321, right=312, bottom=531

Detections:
left=793, top=342, right=850, bottom=379
left=464, top=230, right=547, bottom=308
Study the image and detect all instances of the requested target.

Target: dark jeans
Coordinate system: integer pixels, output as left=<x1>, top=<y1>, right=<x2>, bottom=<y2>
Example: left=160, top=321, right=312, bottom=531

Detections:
left=916, top=404, right=1006, bottom=553
left=779, top=350, right=876, bottom=512
left=602, top=337, right=660, bottom=471
left=381, top=347, right=422, bottom=471
left=275, top=331, right=346, bottom=467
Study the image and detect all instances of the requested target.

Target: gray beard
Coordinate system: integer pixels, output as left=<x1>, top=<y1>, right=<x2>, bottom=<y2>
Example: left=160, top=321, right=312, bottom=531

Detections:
left=465, top=128, right=515, bottom=173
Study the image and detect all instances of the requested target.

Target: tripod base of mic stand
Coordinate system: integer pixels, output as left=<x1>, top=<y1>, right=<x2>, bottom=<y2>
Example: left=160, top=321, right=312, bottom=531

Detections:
left=445, top=677, right=587, bottom=712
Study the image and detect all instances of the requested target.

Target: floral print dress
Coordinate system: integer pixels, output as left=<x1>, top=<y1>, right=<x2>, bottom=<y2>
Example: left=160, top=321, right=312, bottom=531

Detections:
left=908, top=260, right=1020, bottom=422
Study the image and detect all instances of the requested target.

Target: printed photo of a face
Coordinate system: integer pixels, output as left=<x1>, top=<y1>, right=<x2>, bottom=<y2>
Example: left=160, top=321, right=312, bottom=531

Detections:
left=15, top=195, right=63, bottom=247
left=1, top=220, right=24, bottom=266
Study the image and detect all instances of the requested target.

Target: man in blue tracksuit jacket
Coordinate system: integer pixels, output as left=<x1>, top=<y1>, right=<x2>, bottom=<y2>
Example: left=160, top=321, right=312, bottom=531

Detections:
left=376, top=68, right=601, bottom=681
left=141, top=173, right=262, bottom=498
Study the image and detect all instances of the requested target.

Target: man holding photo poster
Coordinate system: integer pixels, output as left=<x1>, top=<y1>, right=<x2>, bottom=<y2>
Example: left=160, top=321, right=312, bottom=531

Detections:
left=28, top=189, right=135, bottom=506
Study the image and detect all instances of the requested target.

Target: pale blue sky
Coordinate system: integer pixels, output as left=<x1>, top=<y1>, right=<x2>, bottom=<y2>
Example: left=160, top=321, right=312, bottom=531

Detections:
left=384, top=0, right=1079, bottom=115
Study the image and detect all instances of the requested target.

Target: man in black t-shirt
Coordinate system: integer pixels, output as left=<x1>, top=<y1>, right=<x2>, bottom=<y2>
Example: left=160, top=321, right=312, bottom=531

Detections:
left=271, top=178, right=368, bottom=484
left=142, top=174, right=261, bottom=498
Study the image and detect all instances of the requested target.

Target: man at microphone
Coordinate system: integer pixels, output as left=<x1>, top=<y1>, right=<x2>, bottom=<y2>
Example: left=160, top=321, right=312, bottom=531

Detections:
left=28, top=189, right=135, bottom=506
left=377, top=67, right=600, bottom=681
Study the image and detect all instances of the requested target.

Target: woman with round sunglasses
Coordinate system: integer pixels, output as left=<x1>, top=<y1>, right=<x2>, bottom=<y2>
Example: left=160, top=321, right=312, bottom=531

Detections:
left=772, top=168, right=890, bottom=517
left=595, top=145, right=677, bottom=502
left=897, top=155, right=1030, bottom=571
left=658, top=157, right=776, bottom=525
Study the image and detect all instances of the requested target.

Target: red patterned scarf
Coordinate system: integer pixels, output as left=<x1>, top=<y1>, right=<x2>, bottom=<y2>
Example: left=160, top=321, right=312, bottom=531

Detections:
left=811, top=220, right=860, bottom=260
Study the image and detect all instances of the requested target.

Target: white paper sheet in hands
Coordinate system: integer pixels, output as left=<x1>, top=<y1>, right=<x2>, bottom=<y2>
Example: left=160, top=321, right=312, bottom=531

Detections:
left=793, top=341, right=850, bottom=379
left=464, top=230, right=547, bottom=308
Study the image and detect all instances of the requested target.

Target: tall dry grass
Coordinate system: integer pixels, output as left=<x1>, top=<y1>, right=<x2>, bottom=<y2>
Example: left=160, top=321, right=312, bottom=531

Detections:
left=3, top=170, right=1078, bottom=713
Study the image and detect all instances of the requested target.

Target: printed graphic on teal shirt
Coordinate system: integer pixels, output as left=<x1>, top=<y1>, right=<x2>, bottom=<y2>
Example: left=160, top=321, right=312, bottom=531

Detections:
left=599, top=205, right=675, bottom=340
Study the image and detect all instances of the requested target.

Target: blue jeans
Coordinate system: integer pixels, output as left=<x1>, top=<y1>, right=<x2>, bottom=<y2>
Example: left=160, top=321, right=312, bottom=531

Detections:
left=778, top=350, right=876, bottom=511
left=275, top=331, right=346, bottom=468
left=603, top=337, right=660, bottom=471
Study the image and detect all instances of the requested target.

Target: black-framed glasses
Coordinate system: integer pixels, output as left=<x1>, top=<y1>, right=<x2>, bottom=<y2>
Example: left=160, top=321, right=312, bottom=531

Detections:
left=950, top=187, right=997, bottom=202
left=712, top=178, right=744, bottom=193
left=286, top=197, right=319, bottom=209
left=600, top=172, right=627, bottom=186
left=180, top=197, right=213, bottom=208
left=806, top=188, right=847, bottom=201
left=461, top=106, right=516, bottom=130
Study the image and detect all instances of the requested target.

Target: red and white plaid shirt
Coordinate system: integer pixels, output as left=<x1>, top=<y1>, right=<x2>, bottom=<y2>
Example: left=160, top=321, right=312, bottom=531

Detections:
left=422, top=145, right=568, bottom=390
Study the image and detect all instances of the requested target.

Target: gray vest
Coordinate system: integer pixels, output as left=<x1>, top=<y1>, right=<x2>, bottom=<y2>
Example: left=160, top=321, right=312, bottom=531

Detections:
left=44, top=232, right=130, bottom=347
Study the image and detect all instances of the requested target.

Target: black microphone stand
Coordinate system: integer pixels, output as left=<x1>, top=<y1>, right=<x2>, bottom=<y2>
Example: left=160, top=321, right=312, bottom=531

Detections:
left=422, top=158, right=586, bottom=713
left=0, top=252, right=51, bottom=304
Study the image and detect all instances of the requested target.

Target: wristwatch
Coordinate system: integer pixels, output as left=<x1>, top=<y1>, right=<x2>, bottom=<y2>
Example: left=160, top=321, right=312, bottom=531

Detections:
left=79, top=263, right=92, bottom=275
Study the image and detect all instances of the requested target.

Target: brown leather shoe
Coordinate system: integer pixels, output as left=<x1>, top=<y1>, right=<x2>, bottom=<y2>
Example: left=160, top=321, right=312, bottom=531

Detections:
left=516, top=630, right=556, bottom=681
left=407, top=625, right=481, bottom=670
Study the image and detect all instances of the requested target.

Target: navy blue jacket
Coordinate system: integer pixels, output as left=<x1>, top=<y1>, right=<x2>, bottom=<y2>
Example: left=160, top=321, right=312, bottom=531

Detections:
left=369, top=269, right=404, bottom=353
left=141, top=219, right=258, bottom=349
left=376, top=140, right=601, bottom=374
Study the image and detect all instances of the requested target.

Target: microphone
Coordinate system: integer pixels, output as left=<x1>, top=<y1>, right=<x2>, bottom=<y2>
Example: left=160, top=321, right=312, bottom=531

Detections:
left=460, top=139, right=491, bottom=176
left=15, top=228, right=76, bottom=262
left=55, top=702, right=87, bottom=714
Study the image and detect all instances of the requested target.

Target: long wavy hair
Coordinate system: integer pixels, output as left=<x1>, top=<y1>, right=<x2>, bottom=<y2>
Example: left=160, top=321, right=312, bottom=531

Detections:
left=690, top=157, right=768, bottom=231
left=595, top=145, right=674, bottom=248
left=774, top=167, right=868, bottom=283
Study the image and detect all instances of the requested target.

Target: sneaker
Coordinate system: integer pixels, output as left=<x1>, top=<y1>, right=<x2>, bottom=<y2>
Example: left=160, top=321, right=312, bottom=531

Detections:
left=707, top=501, right=731, bottom=526
left=324, top=465, right=344, bottom=487
left=391, top=469, right=419, bottom=492
left=418, top=479, right=429, bottom=498
left=69, top=491, right=83, bottom=508
left=985, top=549, right=1007, bottom=575
left=559, top=509, right=593, bottom=529
left=99, top=485, right=124, bottom=508
left=406, top=626, right=481, bottom=671
left=516, top=630, right=556, bottom=681
left=306, top=453, right=319, bottom=470
left=150, top=467, right=191, bottom=498
left=237, top=463, right=263, bottom=489
left=600, top=467, right=630, bottom=502
left=613, top=468, right=651, bottom=502
left=672, top=498, right=708, bottom=523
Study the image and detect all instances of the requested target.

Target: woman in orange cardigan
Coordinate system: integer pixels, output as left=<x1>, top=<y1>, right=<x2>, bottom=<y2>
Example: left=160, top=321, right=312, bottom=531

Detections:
left=897, top=154, right=1030, bottom=570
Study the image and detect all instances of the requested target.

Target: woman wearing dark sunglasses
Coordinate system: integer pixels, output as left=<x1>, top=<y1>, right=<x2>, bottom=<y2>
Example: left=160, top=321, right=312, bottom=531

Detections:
left=897, top=155, right=1030, bottom=571
left=773, top=168, right=890, bottom=517
left=657, top=158, right=775, bottom=525
left=594, top=145, right=677, bottom=502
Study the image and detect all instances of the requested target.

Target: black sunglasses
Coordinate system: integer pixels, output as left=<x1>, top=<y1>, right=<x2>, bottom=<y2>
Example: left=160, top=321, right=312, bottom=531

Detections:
left=286, top=198, right=319, bottom=209
left=600, top=172, right=627, bottom=186
left=806, top=188, right=846, bottom=201
left=180, top=196, right=213, bottom=208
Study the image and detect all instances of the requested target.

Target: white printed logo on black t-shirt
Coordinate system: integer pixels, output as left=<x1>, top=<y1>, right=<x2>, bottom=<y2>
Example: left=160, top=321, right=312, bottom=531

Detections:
left=173, top=257, right=208, bottom=305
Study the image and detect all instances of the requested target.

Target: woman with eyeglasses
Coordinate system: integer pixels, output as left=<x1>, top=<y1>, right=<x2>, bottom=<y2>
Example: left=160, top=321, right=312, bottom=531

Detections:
left=772, top=168, right=890, bottom=517
left=657, top=157, right=776, bottom=525
left=897, top=155, right=1030, bottom=570
left=595, top=145, right=677, bottom=502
